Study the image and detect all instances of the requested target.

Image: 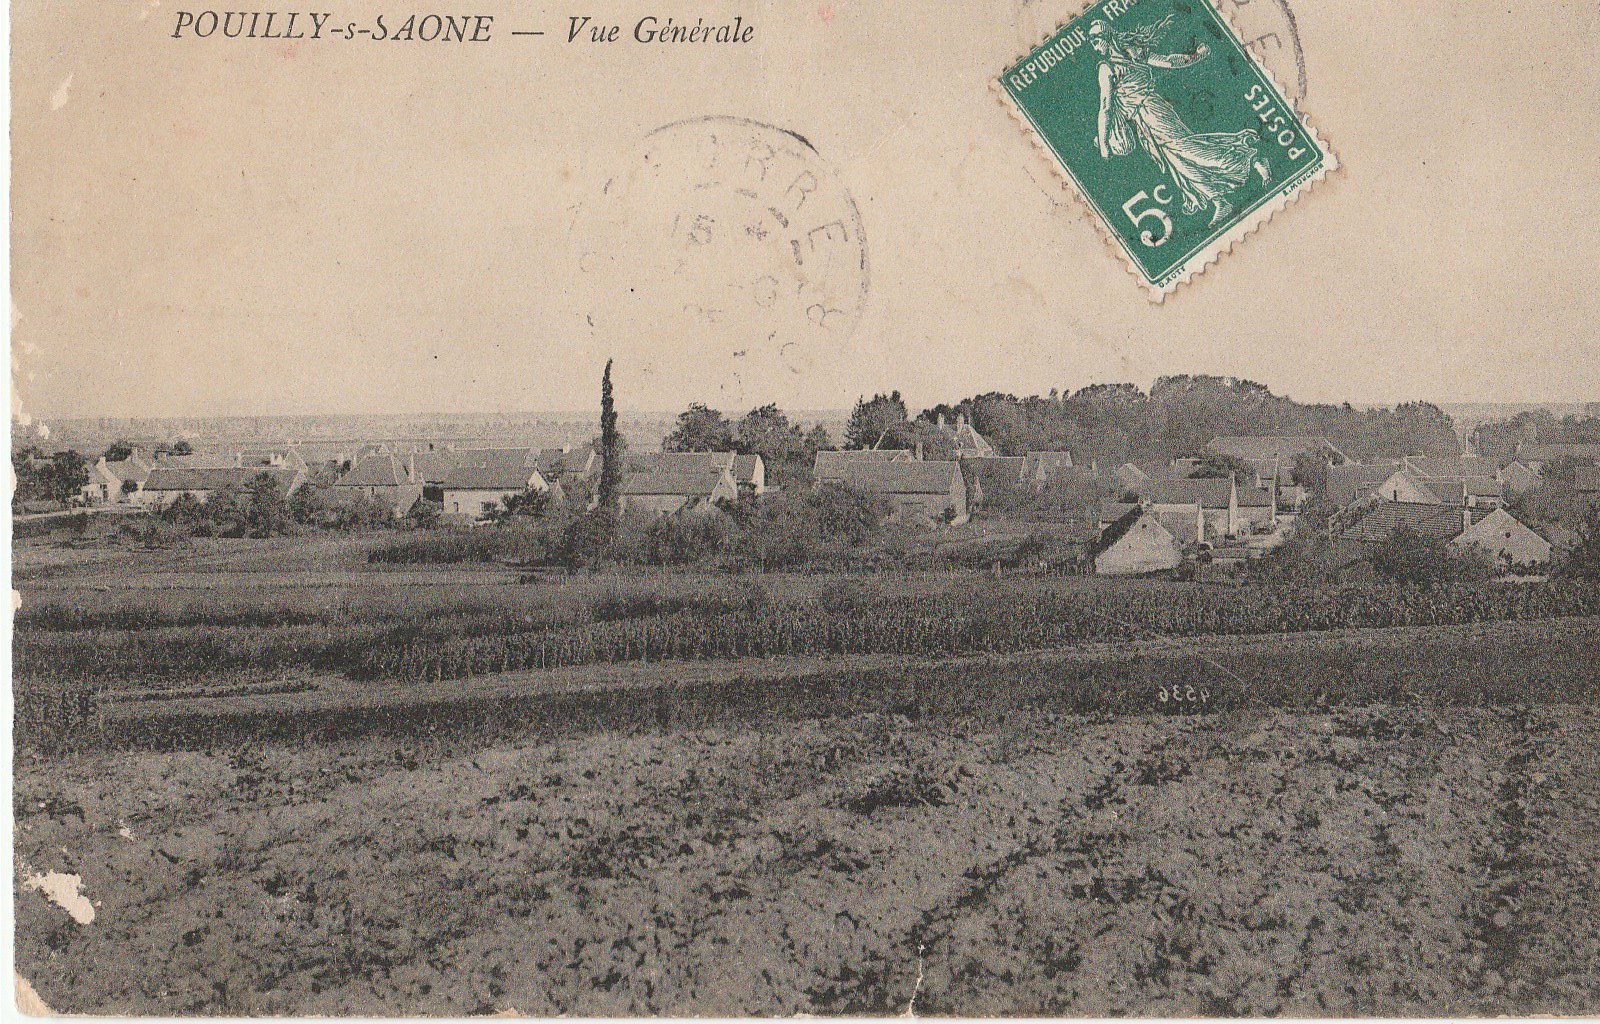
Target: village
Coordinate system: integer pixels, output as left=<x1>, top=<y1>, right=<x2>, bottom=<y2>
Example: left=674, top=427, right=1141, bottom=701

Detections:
left=20, top=385, right=1600, bottom=578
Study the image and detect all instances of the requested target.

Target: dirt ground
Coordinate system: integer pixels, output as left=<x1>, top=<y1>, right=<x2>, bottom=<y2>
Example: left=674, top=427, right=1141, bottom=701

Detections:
left=15, top=702, right=1600, bottom=1016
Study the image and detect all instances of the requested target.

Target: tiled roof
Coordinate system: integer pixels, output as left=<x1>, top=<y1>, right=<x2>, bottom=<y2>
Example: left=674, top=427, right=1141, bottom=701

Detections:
left=1404, top=456, right=1496, bottom=479
left=1132, top=476, right=1234, bottom=509
left=814, top=449, right=914, bottom=475
left=1236, top=484, right=1275, bottom=508
left=619, top=471, right=728, bottom=497
left=1340, top=500, right=1492, bottom=543
left=1576, top=466, right=1600, bottom=492
left=104, top=456, right=154, bottom=486
left=821, top=460, right=963, bottom=495
left=1517, top=442, right=1600, bottom=464
left=628, top=452, right=735, bottom=474
left=336, top=454, right=409, bottom=488
left=536, top=448, right=597, bottom=479
left=1326, top=463, right=1399, bottom=506
left=1208, top=435, right=1342, bottom=461
left=144, top=467, right=301, bottom=496
left=732, top=453, right=762, bottom=484
left=441, top=464, right=540, bottom=491
left=155, top=452, right=240, bottom=471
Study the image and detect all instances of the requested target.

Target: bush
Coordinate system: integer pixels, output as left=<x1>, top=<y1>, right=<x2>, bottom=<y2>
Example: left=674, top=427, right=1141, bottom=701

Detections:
left=1369, top=528, right=1496, bottom=584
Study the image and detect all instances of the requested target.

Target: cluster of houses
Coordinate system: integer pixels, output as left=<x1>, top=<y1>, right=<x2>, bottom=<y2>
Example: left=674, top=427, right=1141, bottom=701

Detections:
left=1094, top=436, right=1600, bottom=575
left=80, top=440, right=769, bottom=522
left=74, top=422, right=1600, bottom=576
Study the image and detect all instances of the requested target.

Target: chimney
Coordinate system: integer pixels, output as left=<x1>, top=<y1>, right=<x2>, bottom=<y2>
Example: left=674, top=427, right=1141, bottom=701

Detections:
left=915, top=441, right=924, bottom=461
left=937, top=412, right=945, bottom=428
left=1462, top=507, right=1472, bottom=534
left=957, top=413, right=967, bottom=430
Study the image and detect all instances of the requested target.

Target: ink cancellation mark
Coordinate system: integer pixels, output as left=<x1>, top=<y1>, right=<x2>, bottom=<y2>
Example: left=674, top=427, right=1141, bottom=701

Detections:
left=997, top=0, right=1333, bottom=298
left=575, top=116, right=869, bottom=394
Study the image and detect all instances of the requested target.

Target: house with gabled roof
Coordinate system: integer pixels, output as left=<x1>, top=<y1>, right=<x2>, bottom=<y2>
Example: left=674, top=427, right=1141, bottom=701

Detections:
left=535, top=447, right=598, bottom=483
left=133, top=466, right=304, bottom=507
left=1338, top=499, right=1494, bottom=544
left=1094, top=505, right=1182, bottom=576
left=1208, top=435, right=1347, bottom=464
left=1515, top=441, right=1600, bottom=471
left=814, top=449, right=914, bottom=481
left=1453, top=508, right=1553, bottom=567
left=437, top=450, right=547, bottom=518
left=84, top=452, right=155, bottom=504
left=1324, top=462, right=1401, bottom=509
left=929, top=413, right=996, bottom=456
left=619, top=469, right=738, bottom=516
left=1235, top=482, right=1278, bottom=532
left=332, top=453, right=423, bottom=518
left=818, top=460, right=968, bottom=524
left=1577, top=465, right=1600, bottom=508
left=1126, top=475, right=1239, bottom=541
left=1022, top=452, right=1076, bottom=489
left=628, top=451, right=764, bottom=495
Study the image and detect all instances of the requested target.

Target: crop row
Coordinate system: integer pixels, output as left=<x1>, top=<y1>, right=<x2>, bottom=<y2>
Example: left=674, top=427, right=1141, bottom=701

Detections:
left=355, top=581, right=1600, bottom=682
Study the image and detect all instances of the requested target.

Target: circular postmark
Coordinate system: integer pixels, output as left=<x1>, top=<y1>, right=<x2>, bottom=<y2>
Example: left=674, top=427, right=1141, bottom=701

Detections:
left=573, top=116, right=869, bottom=400
left=1216, top=0, right=1307, bottom=102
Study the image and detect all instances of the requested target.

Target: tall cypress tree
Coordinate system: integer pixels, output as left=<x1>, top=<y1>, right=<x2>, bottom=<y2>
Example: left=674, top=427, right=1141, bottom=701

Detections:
left=597, top=359, right=622, bottom=511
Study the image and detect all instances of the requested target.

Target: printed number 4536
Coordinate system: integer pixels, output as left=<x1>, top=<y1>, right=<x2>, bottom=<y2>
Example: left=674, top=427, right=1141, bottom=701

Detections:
left=1158, top=684, right=1209, bottom=703
left=1122, top=186, right=1174, bottom=247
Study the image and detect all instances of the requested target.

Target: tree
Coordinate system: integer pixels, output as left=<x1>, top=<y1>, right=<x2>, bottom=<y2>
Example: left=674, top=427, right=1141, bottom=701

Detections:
left=103, top=441, right=135, bottom=462
left=489, top=487, right=552, bottom=522
left=1558, top=507, right=1600, bottom=580
left=1368, top=527, right=1495, bottom=584
left=665, top=402, right=736, bottom=452
left=1290, top=449, right=1330, bottom=494
left=597, top=359, right=625, bottom=512
left=288, top=485, right=328, bottom=526
left=844, top=391, right=909, bottom=450
left=244, top=473, right=292, bottom=537
left=1189, top=452, right=1251, bottom=479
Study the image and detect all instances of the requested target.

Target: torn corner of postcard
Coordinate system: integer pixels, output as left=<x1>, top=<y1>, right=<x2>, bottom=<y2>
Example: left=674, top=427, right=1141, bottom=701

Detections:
left=995, top=0, right=1337, bottom=300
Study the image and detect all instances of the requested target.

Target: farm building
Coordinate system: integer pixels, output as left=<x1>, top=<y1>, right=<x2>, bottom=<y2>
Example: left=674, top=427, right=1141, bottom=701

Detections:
left=1125, top=476, right=1239, bottom=542
left=1515, top=441, right=1600, bottom=471
left=929, top=413, right=996, bottom=456
left=133, top=466, right=304, bottom=507
left=819, top=460, right=968, bottom=524
left=535, top=447, right=598, bottom=484
left=1094, top=506, right=1182, bottom=575
left=331, top=453, right=423, bottom=517
left=1099, top=500, right=1204, bottom=547
left=1452, top=508, right=1553, bottom=567
left=83, top=452, right=154, bottom=504
left=1324, top=462, right=1401, bottom=508
left=1022, top=452, right=1076, bottom=489
left=1207, top=434, right=1347, bottom=464
left=814, top=449, right=914, bottom=479
left=1338, top=499, right=1494, bottom=544
left=1499, top=461, right=1541, bottom=494
left=436, top=451, right=547, bottom=518
left=628, top=452, right=765, bottom=495
left=1235, top=482, right=1278, bottom=532
left=618, top=469, right=738, bottom=516
left=1578, top=466, right=1600, bottom=508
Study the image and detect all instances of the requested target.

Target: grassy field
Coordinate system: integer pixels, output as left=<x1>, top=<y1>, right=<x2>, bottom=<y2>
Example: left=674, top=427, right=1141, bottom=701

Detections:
left=14, top=536, right=1600, bottom=1013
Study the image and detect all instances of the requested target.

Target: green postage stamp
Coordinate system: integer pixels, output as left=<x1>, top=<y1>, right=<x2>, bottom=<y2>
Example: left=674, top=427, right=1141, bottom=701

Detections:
left=999, top=0, right=1335, bottom=298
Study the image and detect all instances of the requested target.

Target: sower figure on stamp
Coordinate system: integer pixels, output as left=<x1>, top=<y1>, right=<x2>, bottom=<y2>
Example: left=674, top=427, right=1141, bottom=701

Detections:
left=1090, top=17, right=1271, bottom=226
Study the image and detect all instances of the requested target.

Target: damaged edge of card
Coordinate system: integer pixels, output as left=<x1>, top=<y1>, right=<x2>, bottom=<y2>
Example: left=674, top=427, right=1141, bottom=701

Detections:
left=991, top=0, right=1340, bottom=302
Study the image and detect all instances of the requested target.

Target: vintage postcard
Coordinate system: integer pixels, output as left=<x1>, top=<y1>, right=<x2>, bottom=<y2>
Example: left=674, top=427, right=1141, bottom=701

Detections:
left=10, top=0, right=1600, bottom=1016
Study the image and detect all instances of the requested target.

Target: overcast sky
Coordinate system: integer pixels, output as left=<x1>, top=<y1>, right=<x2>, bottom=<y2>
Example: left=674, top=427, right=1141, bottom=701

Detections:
left=13, top=0, right=1600, bottom=420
